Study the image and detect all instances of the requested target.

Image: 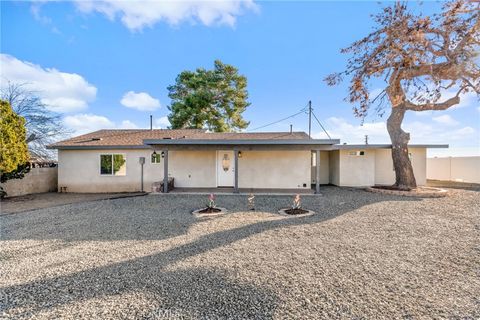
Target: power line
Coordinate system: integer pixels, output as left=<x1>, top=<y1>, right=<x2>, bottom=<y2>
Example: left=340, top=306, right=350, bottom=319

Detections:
left=311, top=109, right=331, bottom=139
left=308, top=100, right=312, bottom=138
left=247, top=107, right=307, bottom=132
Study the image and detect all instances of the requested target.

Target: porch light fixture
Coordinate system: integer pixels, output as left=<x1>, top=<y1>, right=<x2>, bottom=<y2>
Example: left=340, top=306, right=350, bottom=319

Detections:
left=152, top=151, right=157, bottom=156
left=238, top=151, right=242, bottom=158
left=161, top=151, right=165, bottom=158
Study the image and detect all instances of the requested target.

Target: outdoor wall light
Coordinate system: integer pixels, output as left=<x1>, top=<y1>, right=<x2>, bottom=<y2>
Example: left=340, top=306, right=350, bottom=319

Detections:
left=161, top=151, right=165, bottom=158
left=152, top=151, right=157, bottom=156
left=238, top=151, right=243, bottom=158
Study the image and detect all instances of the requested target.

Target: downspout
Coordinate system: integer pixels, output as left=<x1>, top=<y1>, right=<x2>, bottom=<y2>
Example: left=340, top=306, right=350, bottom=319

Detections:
left=139, top=157, right=145, bottom=192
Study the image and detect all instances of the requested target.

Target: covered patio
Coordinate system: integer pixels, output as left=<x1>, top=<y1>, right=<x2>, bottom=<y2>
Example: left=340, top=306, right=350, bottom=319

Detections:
left=143, top=138, right=339, bottom=194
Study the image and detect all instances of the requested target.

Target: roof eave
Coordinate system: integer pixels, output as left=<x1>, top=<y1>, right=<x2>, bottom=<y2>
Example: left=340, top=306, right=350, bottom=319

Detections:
left=143, top=139, right=340, bottom=145
left=332, top=144, right=449, bottom=150
left=47, top=145, right=151, bottom=150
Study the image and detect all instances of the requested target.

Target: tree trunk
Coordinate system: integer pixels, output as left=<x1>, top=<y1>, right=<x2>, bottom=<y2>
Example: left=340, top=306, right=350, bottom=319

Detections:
left=386, top=105, right=417, bottom=190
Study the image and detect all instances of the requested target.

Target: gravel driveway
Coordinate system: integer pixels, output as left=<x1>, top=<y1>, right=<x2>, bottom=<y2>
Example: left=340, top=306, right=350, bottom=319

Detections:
left=1, top=187, right=479, bottom=319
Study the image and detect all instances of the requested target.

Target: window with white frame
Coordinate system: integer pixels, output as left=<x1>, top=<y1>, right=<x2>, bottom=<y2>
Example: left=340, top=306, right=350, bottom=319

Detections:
left=100, top=154, right=126, bottom=176
left=151, top=152, right=161, bottom=164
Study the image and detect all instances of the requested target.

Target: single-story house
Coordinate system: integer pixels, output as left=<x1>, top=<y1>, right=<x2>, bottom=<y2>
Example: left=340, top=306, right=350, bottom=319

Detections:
left=47, top=129, right=447, bottom=193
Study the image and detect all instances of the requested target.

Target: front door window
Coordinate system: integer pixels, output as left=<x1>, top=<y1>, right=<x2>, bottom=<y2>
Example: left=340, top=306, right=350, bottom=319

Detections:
left=222, top=154, right=230, bottom=172
left=217, top=151, right=234, bottom=187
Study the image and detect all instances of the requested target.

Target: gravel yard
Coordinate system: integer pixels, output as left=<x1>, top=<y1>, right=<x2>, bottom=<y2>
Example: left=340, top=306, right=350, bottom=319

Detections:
left=0, top=192, right=146, bottom=215
left=1, top=186, right=479, bottom=319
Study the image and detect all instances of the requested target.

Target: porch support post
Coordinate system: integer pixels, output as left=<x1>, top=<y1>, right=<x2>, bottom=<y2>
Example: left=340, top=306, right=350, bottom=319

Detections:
left=234, top=149, right=239, bottom=193
left=315, top=149, right=320, bottom=194
left=163, top=149, right=169, bottom=193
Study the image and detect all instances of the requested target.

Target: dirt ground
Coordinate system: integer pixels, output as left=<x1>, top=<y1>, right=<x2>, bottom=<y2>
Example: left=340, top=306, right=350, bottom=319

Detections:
left=427, top=179, right=480, bottom=190
left=0, top=192, right=146, bottom=215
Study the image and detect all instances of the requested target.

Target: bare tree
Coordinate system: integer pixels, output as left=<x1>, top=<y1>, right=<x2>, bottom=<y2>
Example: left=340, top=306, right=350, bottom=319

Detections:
left=326, top=0, right=479, bottom=190
left=1, top=82, right=71, bottom=160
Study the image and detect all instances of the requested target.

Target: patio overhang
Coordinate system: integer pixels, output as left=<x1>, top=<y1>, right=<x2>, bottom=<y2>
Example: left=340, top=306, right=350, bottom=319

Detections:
left=143, top=138, right=340, bottom=151
left=144, top=138, right=339, bottom=194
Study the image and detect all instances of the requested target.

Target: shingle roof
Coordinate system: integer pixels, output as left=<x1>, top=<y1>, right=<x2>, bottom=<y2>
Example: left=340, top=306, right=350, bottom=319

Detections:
left=48, top=129, right=311, bottom=149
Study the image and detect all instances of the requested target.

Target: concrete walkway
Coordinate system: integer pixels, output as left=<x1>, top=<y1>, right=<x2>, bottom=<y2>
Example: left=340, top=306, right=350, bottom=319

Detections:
left=165, top=187, right=316, bottom=195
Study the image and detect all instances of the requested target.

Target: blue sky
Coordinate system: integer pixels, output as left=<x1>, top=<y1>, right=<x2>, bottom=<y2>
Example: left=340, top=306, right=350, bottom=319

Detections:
left=1, top=0, right=479, bottom=156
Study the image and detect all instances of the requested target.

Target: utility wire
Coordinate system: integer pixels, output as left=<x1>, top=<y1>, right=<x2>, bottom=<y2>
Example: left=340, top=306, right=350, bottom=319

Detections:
left=247, top=107, right=307, bottom=132
left=311, top=109, right=331, bottom=139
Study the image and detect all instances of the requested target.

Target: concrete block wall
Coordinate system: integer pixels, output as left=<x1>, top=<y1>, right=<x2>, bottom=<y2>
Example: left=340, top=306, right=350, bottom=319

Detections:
left=1, top=167, right=58, bottom=197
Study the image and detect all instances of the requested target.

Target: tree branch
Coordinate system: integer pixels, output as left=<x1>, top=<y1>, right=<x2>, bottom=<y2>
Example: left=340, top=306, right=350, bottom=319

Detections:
left=405, top=95, right=460, bottom=111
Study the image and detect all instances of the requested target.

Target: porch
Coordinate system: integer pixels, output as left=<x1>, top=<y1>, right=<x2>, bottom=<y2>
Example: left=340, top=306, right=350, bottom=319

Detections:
left=143, top=138, right=339, bottom=194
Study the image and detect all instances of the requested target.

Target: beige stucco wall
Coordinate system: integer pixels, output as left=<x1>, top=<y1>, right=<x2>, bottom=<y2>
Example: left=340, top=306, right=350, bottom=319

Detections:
left=311, top=151, right=330, bottom=184
left=427, top=156, right=480, bottom=183
left=1, top=167, right=58, bottom=197
left=374, top=148, right=426, bottom=186
left=59, top=149, right=219, bottom=192
left=170, top=150, right=216, bottom=187
left=329, top=150, right=340, bottom=186
left=58, top=149, right=163, bottom=192
left=238, top=150, right=311, bottom=189
left=338, top=149, right=376, bottom=187
left=326, top=148, right=427, bottom=187
left=58, top=149, right=311, bottom=192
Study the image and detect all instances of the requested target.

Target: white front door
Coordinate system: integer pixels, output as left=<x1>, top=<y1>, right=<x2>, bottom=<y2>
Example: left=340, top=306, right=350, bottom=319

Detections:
left=217, top=150, right=235, bottom=187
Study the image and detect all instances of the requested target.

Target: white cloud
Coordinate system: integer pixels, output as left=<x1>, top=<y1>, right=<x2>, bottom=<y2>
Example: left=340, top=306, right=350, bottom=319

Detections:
left=432, top=115, right=459, bottom=126
left=30, top=2, right=52, bottom=25
left=404, top=122, right=476, bottom=143
left=120, top=91, right=161, bottom=111
left=119, top=120, right=139, bottom=129
left=453, top=126, right=475, bottom=136
left=154, top=116, right=170, bottom=128
left=63, top=114, right=115, bottom=135
left=74, top=0, right=258, bottom=31
left=63, top=114, right=141, bottom=135
left=313, top=117, right=477, bottom=147
left=0, top=54, right=97, bottom=113
left=313, top=117, right=390, bottom=144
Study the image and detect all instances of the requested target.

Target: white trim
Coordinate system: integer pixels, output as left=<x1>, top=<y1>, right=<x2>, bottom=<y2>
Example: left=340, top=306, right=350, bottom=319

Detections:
left=216, top=150, right=234, bottom=187
left=151, top=152, right=162, bottom=164
left=99, top=153, right=127, bottom=176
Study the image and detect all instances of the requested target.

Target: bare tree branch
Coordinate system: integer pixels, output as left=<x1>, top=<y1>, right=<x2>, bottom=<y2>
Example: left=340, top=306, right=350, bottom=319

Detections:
left=405, top=96, right=460, bottom=111
left=1, top=81, right=71, bottom=160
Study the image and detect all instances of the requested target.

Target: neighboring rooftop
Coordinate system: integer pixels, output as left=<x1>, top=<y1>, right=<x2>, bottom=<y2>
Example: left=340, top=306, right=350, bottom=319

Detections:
left=47, top=129, right=315, bottom=149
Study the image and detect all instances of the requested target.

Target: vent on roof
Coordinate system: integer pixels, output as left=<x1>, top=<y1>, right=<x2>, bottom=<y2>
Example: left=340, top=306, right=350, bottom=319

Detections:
left=76, top=137, right=102, bottom=143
